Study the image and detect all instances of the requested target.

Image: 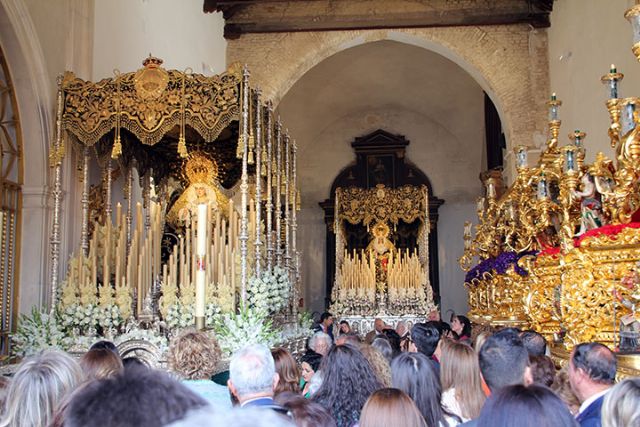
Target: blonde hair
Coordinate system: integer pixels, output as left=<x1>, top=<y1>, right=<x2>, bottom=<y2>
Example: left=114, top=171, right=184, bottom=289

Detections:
left=440, top=340, right=486, bottom=419
left=80, top=348, right=123, bottom=382
left=0, top=350, right=83, bottom=427
left=359, top=344, right=392, bottom=387
left=360, top=388, right=427, bottom=427
left=551, top=366, right=580, bottom=416
left=168, top=329, right=221, bottom=380
left=602, top=378, right=640, bottom=427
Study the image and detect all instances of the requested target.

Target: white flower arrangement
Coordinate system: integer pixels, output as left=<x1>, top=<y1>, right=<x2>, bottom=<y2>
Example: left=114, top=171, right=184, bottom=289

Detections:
left=59, top=303, right=100, bottom=334
left=247, top=266, right=291, bottom=314
left=214, top=307, right=279, bottom=355
left=12, top=307, right=71, bottom=357
left=165, top=302, right=221, bottom=331
left=98, top=304, right=124, bottom=332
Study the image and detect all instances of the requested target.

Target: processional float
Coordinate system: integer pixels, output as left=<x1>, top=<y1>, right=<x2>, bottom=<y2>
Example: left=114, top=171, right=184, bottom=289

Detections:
left=460, top=3, right=640, bottom=377
left=330, top=184, right=436, bottom=330
left=42, top=57, right=303, bottom=358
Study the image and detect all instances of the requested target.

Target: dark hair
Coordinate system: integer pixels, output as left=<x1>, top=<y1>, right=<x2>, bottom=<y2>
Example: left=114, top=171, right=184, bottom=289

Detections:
left=381, top=329, right=401, bottom=357
left=372, top=337, right=393, bottom=363
left=122, top=357, right=147, bottom=371
left=453, top=315, right=472, bottom=338
left=477, top=384, right=578, bottom=427
left=529, top=355, right=556, bottom=387
left=300, top=352, right=323, bottom=372
left=520, top=330, right=547, bottom=357
left=478, top=329, right=529, bottom=391
left=312, top=344, right=382, bottom=427
left=339, top=320, right=349, bottom=326
left=90, top=340, right=119, bottom=357
left=411, top=322, right=440, bottom=357
left=320, top=312, right=333, bottom=323
left=65, top=366, right=208, bottom=427
left=391, top=352, right=459, bottom=427
left=571, top=342, right=616, bottom=385
left=276, top=391, right=337, bottom=427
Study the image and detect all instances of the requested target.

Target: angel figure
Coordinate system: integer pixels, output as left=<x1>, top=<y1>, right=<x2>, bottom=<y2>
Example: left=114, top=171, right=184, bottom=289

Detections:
left=614, top=263, right=640, bottom=351
left=572, top=173, right=605, bottom=235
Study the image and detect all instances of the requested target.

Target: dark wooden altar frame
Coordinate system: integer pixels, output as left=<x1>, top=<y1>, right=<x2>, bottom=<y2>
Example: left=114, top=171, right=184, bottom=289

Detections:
left=320, top=129, right=444, bottom=308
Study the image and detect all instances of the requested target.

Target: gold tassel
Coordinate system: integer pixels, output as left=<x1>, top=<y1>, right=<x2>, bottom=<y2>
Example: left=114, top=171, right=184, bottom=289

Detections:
left=248, top=148, right=255, bottom=165
left=48, top=145, right=58, bottom=167
left=281, top=183, right=286, bottom=195
left=236, top=136, right=244, bottom=159
left=296, top=190, right=301, bottom=211
left=111, top=136, right=122, bottom=159
left=178, top=135, right=188, bottom=158
left=261, top=162, right=267, bottom=177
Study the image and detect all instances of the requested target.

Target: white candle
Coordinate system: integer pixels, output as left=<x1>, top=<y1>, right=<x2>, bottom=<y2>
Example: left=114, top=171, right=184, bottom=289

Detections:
left=195, top=204, right=207, bottom=318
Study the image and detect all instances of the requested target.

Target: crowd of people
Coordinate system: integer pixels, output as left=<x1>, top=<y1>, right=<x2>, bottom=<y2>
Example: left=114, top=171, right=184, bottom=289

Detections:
left=0, top=311, right=637, bottom=427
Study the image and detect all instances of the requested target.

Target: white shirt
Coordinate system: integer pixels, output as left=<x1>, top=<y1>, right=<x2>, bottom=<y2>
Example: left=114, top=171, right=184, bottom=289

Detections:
left=442, top=388, right=468, bottom=423
left=578, top=388, right=610, bottom=417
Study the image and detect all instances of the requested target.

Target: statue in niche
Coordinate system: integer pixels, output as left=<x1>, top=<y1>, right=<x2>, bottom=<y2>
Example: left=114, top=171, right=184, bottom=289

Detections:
left=572, top=173, right=605, bottom=235
left=366, top=222, right=396, bottom=281
left=166, top=152, right=228, bottom=227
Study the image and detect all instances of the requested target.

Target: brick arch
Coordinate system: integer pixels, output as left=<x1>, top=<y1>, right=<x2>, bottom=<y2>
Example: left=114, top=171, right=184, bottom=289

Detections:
left=227, top=25, right=549, bottom=158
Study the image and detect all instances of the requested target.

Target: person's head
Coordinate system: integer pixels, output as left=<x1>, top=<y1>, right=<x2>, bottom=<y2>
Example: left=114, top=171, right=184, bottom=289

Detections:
left=335, top=333, right=360, bottom=346
left=275, top=391, right=336, bottom=427
left=168, top=329, right=221, bottom=380
left=440, top=340, right=486, bottom=420
left=65, top=366, right=208, bottom=427
left=395, top=321, right=407, bottom=337
left=473, top=330, right=492, bottom=353
left=359, top=343, right=392, bottom=387
left=411, top=322, right=440, bottom=357
left=381, top=329, right=401, bottom=356
left=228, top=344, right=278, bottom=403
left=320, top=312, right=333, bottom=328
left=374, top=318, right=385, bottom=333
left=520, top=330, right=547, bottom=357
left=359, top=388, right=427, bottom=427
left=451, top=315, right=472, bottom=339
left=300, top=352, right=322, bottom=384
left=391, top=352, right=452, bottom=427
left=80, top=348, right=124, bottom=382
left=271, top=347, right=301, bottom=395
left=551, top=366, right=581, bottom=416
left=338, top=320, right=350, bottom=335
left=477, top=384, right=579, bottom=427
left=478, top=329, right=531, bottom=392
left=0, top=349, right=83, bottom=427
left=602, top=378, right=640, bottom=427
left=89, top=340, right=119, bottom=357
left=308, top=331, right=332, bottom=356
left=568, top=342, right=616, bottom=402
left=122, top=357, right=147, bottom=371
left=529, top=355, right=555, bottom=387
left=312, top=344, right=382, bottom=427
left=371, top=337, right=393, bottom=363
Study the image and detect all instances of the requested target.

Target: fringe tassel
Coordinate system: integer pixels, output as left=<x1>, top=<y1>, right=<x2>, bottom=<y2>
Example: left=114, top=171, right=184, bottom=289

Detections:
left=111, top=136, right=122, bottom=159
left=177, top=135, right=188, bottom=158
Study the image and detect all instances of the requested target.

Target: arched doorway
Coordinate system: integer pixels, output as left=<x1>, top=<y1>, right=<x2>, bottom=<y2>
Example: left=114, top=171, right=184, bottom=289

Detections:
left=0, top=46, right=22, bottom=355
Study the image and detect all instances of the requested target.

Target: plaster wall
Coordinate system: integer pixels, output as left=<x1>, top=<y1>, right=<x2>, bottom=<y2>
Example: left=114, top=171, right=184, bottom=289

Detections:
left=93, top=0, right=227, bottom=80
left=548, top=0, right=640, bottom=163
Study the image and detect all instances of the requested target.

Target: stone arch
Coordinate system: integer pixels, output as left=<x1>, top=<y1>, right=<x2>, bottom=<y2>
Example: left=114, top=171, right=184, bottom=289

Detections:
left=0, top=0, right=54, bottom=312
left=227, top=25, right=550, bottom=157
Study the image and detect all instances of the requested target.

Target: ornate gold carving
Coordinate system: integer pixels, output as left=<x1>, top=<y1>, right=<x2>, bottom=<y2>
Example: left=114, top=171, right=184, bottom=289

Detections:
left=336, top=184, right=428, bottom=227
left=60, top=58, right=242, bottom=146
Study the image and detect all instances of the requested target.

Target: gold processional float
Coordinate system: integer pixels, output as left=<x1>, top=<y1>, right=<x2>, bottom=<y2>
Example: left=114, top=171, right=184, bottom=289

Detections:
left=459, top=3, right=640, bottom=377
left=13, top=56, right=309, bottom=363
left=329, top=185, right=436, bottom=331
